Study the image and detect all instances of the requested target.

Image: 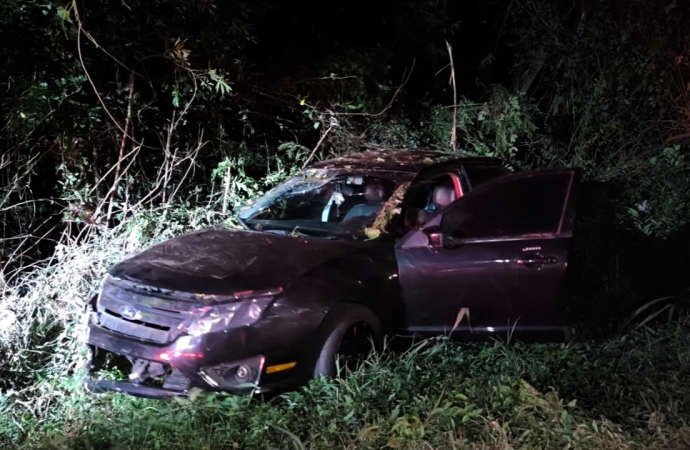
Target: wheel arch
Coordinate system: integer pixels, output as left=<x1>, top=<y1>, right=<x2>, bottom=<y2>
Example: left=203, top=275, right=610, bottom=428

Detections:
left=308, top=301, right=383, bottom=378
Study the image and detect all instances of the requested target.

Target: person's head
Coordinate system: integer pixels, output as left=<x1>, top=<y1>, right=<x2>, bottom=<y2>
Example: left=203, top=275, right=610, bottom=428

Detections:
left=363, top=179, right=387, bottom=203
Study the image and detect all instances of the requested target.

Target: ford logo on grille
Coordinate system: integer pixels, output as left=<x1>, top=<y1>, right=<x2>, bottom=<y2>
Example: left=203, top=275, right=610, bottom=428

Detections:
left=119, top=306, right=140, bottom=320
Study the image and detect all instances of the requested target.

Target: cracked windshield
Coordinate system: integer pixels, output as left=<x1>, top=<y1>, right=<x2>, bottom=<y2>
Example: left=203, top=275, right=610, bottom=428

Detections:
left=239, top=170, right=397, bottom=238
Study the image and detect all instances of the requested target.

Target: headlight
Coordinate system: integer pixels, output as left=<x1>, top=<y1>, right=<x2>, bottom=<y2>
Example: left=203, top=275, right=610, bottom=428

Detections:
left=178, top=298, right=272, bottom=336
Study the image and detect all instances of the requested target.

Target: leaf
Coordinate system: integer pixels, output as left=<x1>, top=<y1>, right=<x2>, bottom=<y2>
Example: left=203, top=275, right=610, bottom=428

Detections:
left=57, top=5, right=72, bottom=23
left=455, top=393, right=469, bottom=401
left=364, top=227, right=381, bottom=240
left=356, top=426, right=379, bottom=440
left=268, top=425, right=305, bottom=450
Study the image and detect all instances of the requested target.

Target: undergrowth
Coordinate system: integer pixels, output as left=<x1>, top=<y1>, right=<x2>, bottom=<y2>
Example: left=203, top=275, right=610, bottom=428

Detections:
left=2, top=321, right=690, bottom=449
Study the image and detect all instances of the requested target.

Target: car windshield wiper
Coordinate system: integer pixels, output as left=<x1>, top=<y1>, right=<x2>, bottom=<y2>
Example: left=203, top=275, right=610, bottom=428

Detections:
left=236, top=215, right=250, bottom=230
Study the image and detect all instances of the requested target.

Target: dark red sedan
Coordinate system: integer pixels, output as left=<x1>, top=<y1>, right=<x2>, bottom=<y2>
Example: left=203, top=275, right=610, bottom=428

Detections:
left=84, top=150, right=578, bottom=398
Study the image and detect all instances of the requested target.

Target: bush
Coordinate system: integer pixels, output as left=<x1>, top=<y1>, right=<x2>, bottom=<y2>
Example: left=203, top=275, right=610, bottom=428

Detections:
left=625, top=145, right=690, bottom=237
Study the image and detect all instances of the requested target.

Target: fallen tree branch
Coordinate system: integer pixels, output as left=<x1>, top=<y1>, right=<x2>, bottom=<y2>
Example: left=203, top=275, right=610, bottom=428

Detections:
left=282, top=58, right=416, bottom=119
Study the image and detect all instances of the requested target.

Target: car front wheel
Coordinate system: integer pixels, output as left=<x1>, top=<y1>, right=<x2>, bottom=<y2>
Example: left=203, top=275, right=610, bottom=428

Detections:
left=313, top=304, right=382, bottom=378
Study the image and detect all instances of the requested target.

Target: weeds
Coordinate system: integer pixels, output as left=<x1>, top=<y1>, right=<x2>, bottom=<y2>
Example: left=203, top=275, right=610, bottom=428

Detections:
left=3, top=321, right=690, bottom=449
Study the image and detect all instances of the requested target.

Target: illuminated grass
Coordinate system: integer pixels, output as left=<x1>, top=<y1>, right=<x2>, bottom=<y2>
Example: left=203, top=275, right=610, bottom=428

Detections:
left=1, top=321, right=689, bottom=449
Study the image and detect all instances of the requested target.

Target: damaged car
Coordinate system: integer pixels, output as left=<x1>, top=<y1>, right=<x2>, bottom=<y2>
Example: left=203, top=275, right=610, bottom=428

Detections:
left=84, top=150, right=578, bottom=398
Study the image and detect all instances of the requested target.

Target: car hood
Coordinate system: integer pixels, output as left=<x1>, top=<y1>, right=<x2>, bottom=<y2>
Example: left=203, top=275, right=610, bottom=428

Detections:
left=108, top=226, right=361, bottom=296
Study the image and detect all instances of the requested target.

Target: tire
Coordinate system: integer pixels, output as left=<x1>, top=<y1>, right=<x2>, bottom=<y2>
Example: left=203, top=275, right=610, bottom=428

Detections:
left=313, top=304, right=382, bottom=378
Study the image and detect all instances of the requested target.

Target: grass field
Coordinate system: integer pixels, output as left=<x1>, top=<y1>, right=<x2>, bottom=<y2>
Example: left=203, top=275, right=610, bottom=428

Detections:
left=2, top=317, right=690, bottom=449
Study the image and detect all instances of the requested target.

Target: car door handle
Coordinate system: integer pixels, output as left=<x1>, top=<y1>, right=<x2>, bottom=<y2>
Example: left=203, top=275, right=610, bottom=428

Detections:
left=517, top=255, right=558, bottom=265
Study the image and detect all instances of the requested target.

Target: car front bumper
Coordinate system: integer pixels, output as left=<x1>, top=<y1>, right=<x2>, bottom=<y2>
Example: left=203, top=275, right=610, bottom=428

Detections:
left=84, top=301, right=324, bottom=398
left=86, top=322, right=269, bottom=395
left=84, top=378, right=188, bottom=399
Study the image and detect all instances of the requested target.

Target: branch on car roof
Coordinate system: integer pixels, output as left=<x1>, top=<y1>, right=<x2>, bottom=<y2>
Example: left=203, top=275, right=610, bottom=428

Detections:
left=302, top=125, right=334, bottom=169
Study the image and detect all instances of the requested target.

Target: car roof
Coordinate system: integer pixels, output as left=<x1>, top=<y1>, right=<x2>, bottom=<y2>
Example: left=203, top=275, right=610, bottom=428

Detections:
left=308, top=150, right=503, bottom=174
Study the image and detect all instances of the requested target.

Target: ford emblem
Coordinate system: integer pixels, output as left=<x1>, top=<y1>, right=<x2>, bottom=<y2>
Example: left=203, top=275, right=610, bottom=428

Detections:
left=119, top=305, right=140, bottom=320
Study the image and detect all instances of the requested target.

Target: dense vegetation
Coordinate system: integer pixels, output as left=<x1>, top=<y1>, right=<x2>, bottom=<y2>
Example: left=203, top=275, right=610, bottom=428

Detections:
left=1, top=0, right=689, bottom=448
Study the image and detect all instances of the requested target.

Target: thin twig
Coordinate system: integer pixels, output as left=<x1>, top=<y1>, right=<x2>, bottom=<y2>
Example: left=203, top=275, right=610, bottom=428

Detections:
left=291, top=75, right=359, bottom=84
left=664, top=132, right=690, bottom=145
left=161, top=111, right=176, bottom=204
left=446, top=40, right=458, bottom=152
left=222, top=164, right=231, bottom=215
left=303, top=125, right=333, bottom=168
left=105, top=71, right=135, bottom=226
left=130, top=109, right=204, bottom=211
left=0, top=199, right=66, bottom=214
left=0, top=223, right=59, bottom=274
left=281, top=58, right=416, bottom=119
left=87, top=144, right=141, bottom=197
left=168, top=130, right=205, bottom=205
left=0, top=149, right=46, bottom=211
left=91, top=144, right=141, bottom=223
left=72, top=0, right=145, bottom=148
left=81, top=28, right=141, bottom=76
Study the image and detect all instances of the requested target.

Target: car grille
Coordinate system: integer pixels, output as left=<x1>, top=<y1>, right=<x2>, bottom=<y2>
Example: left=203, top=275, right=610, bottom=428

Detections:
left=96, top=280, right=198, bottom=344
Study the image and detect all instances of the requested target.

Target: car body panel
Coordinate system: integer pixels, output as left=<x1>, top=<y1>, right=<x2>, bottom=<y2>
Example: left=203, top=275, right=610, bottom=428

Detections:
left=396, top=169, right=577, bottom=340
left=108, top=226, right=367, bottom=296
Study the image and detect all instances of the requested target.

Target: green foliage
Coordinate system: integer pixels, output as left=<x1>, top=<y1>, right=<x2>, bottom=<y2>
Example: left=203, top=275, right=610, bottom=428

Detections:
left=509, top=0, right=690, bottom=236
left=428, top=88, right=537, bottom=162
left=625, top=145, right=690, bottom=237
left=362, top=88, right=537, bottom=165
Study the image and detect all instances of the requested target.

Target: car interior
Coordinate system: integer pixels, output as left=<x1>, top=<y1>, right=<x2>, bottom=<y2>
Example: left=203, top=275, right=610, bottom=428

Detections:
left=319, top=176, right=395, bottom=224
left=406, top=172, right=464, bottom=228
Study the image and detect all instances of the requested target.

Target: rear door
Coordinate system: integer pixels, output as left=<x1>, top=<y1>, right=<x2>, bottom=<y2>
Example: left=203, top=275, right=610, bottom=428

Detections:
left=395, top=169, right=577, bottom=340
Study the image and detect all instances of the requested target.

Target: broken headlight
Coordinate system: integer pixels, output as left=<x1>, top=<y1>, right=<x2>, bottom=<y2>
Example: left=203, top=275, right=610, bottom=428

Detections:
left=178, top=298, right=273, bottom=336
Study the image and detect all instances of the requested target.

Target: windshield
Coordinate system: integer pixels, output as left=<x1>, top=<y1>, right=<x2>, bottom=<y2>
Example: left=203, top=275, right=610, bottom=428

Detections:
left=238, top=169, right=397, bottom=239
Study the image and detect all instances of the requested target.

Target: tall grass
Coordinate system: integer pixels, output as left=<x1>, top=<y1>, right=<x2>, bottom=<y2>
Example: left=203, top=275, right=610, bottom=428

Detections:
left=3, top=323, right=690, bottom=449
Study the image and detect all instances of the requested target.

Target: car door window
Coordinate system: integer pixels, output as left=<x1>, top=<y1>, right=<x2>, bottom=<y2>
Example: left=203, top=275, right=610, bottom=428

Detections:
left=462, top=164, right=509, bottom=190
left=440, top=171, right=574, bottom=240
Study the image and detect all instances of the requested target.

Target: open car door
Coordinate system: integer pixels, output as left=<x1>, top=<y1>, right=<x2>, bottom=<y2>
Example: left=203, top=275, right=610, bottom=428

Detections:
left=395, top=169, right=578, bottom=341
